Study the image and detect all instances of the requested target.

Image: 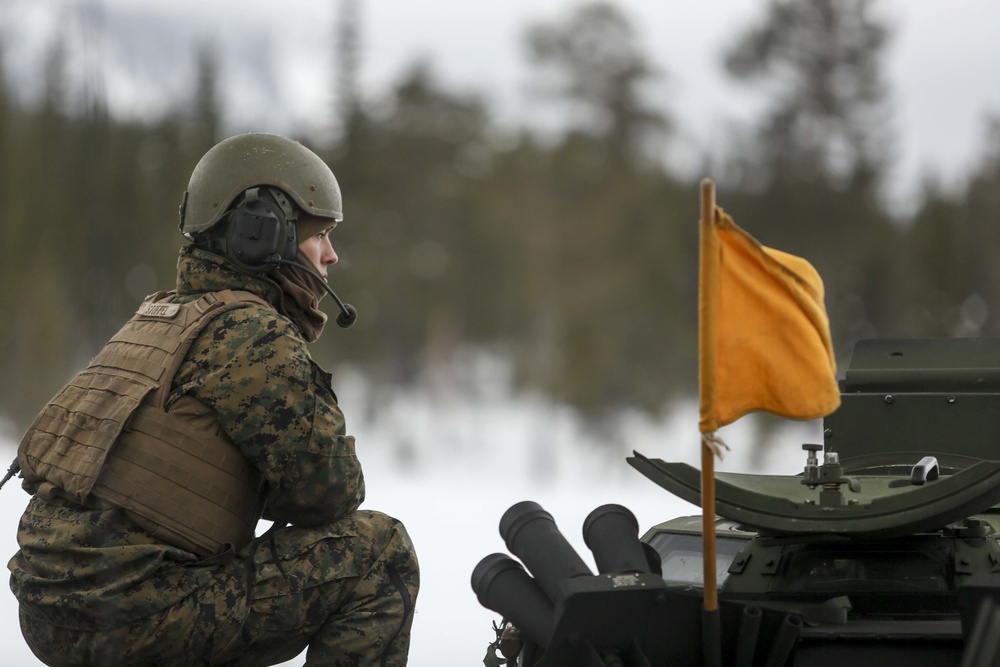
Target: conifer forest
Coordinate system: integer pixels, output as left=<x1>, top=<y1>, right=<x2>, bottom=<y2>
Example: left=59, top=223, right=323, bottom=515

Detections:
left=2, top=0, right=999, bottom=437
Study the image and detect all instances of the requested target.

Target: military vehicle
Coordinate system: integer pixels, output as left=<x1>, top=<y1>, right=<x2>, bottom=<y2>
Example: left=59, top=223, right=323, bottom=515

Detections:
left=472, top=338, right=1000, bottom=666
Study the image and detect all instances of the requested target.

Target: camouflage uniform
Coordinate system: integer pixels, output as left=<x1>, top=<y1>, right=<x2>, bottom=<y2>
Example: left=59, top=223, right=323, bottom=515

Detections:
left=8, top=246, right=419, bottom=666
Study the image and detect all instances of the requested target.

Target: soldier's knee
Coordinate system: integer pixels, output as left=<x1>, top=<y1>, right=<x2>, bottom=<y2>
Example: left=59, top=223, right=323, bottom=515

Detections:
left=353, top=510, right=419, bottom=592
left=350, top=510, right=417, bottom=557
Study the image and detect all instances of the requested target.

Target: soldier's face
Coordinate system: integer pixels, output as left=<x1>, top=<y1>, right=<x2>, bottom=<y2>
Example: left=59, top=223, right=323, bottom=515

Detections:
left=298, top=228, right=338, bottom=280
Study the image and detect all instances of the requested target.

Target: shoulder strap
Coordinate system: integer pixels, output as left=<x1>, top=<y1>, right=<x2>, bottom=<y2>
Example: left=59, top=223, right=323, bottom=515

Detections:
left=151, top=289, right=273, bottom=409
left=88, top=290, right=273, bottom=410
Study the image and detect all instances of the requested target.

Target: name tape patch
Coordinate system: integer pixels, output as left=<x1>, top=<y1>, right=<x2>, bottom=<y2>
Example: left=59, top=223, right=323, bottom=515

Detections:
left=137, top=303, right=181, bottom=319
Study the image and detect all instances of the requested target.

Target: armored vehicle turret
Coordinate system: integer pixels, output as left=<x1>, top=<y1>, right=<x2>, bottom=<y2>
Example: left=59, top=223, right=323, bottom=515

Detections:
left=473, top=338, right=1000, bottom=666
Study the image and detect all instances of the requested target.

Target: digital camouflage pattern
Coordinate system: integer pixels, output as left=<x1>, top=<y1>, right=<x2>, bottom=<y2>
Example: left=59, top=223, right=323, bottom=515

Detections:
left=9, top=245, right=418, bottom=666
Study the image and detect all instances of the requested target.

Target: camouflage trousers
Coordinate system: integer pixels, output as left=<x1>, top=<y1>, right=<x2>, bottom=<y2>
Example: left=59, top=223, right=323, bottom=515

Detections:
left=19, top=510, right=419, bottom=666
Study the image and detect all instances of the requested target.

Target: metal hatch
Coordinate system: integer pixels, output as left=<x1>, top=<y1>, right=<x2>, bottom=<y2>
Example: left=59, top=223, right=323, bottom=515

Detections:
left=628, top=450, right=1000, bottom=538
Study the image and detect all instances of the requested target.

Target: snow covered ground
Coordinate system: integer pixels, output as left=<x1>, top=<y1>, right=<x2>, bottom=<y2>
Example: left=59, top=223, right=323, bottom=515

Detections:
left=0, top=367, right=820, bottom=666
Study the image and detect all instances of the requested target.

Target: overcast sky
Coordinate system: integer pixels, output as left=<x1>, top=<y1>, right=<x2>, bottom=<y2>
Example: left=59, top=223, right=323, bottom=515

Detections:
left=366, top=0, right=1000, bottom=211
left=5, top=0, right=1000, bottom=212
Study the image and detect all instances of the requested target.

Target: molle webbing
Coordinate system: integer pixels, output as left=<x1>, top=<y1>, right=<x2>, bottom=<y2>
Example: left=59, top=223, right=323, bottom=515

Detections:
left=18, top=289, right=269, bottom=557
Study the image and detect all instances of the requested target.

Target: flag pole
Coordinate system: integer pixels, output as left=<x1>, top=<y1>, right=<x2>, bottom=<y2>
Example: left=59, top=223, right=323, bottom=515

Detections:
left=699, top=178, right=722, bottom=667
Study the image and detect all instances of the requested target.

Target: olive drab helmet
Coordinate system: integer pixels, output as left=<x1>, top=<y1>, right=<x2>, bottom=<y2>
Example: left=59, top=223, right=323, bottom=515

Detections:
left=178, top=132, right=343, bottom=237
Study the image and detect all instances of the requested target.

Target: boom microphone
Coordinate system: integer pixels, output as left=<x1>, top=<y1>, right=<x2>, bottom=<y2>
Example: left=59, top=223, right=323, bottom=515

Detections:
left=269, top=256, right=358, bottom=328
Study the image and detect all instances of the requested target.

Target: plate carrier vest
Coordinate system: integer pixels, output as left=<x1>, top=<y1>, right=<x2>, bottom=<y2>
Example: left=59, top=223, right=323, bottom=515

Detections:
left=18, top=289, right=271, bottom=557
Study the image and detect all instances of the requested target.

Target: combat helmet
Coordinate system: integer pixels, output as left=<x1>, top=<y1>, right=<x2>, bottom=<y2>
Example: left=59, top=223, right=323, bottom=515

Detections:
left=179, top=133, right=343, bottom=236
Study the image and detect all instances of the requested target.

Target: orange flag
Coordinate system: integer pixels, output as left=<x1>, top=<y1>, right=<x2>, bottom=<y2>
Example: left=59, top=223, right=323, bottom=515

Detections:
left=699, top=205, right=840, bottom=434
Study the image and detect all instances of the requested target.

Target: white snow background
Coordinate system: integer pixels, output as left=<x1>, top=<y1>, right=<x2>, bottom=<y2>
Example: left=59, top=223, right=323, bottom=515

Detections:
left=0, top=360, right=816, bottom=666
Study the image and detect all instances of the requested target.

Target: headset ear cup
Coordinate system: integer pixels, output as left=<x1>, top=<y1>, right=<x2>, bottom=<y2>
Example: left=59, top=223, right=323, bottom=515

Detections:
left=226, top=201, right=287, bottom=271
